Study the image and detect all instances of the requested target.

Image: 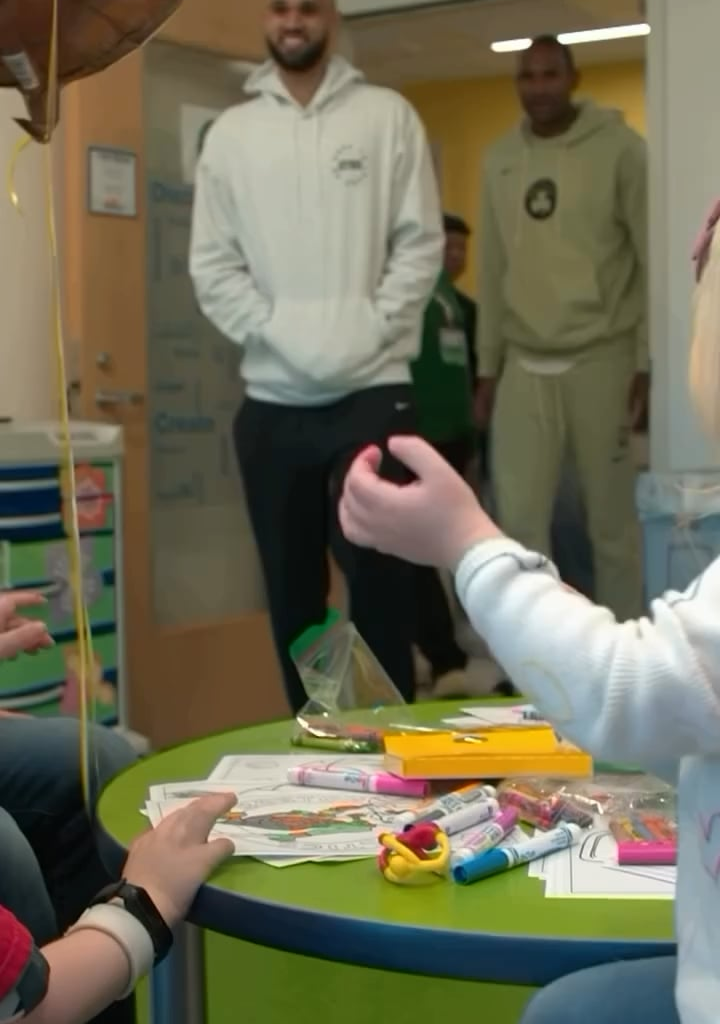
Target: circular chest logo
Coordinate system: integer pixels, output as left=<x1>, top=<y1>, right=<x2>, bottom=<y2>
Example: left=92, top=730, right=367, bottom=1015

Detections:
left=332, top=144, right=368, bottom=186
left=525, top=178, right=557, bottom=220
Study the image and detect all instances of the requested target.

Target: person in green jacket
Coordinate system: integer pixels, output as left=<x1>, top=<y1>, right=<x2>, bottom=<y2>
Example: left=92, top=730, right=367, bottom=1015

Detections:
left=411, top=249, right=476, bottom=695
left=476, top=35, right=647, bottom=621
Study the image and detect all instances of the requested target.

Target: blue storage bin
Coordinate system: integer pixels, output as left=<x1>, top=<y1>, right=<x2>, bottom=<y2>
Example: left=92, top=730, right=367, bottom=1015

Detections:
left=641, top=515, right=720, bottom=602
left=637, top=471, right=720, bottom=602
left=0, top=421, right=126, bottom=726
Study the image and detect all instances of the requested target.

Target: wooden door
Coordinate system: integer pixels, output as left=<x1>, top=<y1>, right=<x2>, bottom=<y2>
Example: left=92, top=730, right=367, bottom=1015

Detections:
left=62, top=3, right=291, bottom=747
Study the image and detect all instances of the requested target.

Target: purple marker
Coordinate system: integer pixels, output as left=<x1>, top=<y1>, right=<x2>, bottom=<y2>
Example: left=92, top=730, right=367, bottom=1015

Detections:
left=450, top=807, right=519, bottom=869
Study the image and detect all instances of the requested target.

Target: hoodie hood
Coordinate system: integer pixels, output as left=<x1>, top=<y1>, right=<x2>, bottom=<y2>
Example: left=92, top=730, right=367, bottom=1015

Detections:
left=245, top=55, right=364, bottom=111
left=190, top=54, right=443, bottom=405
left=518, top=100, right=627, bottom=147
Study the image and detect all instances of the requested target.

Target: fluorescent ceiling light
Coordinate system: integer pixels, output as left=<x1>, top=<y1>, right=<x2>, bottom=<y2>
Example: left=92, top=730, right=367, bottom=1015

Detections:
left=491, top=23, right=651, bottom=54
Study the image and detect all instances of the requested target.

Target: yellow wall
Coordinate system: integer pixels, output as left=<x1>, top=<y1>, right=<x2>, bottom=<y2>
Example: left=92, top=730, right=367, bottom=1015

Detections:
left=402, top=60, right=646, bottom=295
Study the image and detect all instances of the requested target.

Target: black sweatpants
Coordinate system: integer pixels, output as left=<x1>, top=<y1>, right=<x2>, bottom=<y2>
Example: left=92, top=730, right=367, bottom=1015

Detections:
left=415, top=435, right=472, bottom=679
left=234, top=384, right=418, bottom=713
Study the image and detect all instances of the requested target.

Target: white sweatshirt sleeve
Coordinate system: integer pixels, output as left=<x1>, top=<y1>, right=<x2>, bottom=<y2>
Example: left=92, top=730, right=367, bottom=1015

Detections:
left=374, top=101, right=443, bottom=342
left=189, top=146, right=271, bottom=347
left=455, top=538, right=720, bottom=766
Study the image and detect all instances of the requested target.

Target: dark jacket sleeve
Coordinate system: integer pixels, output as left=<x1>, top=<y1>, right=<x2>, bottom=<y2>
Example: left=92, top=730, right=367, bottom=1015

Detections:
left=0, top=905, right=49, bottom=1019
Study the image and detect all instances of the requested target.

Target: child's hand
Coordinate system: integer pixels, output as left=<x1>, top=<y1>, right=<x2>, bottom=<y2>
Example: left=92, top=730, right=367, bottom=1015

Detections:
left=339, top=436, right=503, bottom=570
left=0, top=591, right=53, bottom=661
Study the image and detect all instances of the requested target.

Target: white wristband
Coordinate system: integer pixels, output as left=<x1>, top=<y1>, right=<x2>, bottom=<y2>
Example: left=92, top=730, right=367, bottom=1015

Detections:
left=67, top=902, right=155, bottom=999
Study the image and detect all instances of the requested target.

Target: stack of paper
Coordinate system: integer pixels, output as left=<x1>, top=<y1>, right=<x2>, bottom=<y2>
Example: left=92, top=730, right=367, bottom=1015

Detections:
left=142, top=753, right=529, bottom=870
left=143, top=753, right=418, bottom=867
left=528, top=817, right=676, bottom=899
left=443, top=705, right=547, bottom=730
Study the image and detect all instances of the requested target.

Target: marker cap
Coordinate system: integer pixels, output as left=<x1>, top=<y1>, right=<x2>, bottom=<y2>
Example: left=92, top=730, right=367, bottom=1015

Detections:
left=453, top=848, right=508, bottom=885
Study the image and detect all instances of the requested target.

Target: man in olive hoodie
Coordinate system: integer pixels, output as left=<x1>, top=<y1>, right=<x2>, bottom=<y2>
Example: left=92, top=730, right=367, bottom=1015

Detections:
left=477, top=35, right=646, bottom=620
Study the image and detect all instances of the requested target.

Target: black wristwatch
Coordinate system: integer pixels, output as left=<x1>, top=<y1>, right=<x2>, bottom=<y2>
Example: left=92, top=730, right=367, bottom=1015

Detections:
left=89, top=880, right=174, bottom=965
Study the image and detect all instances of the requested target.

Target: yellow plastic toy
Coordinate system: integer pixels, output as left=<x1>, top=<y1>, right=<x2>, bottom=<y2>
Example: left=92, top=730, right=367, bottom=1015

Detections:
left=378, top=823, right=450, bottom=885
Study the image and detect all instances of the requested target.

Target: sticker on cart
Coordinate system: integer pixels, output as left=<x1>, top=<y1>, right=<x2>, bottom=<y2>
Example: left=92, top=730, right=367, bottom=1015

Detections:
left=61, top=464, right=109, bottom=531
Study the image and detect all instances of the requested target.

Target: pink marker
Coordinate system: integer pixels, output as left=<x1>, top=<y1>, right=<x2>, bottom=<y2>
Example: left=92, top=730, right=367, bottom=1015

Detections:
left=617, top=842, right=676, bottom=866
left=450, top=807, right=519, bottom=868
left=287, top=765, right=428, bottom=798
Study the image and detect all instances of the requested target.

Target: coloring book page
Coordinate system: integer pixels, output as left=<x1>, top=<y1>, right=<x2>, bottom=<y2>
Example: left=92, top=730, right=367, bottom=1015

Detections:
left=459, top=706, right=545, bottom=727
left=146, top=778, right=422, bottom=858
left=529, top=818, right=676, bottom=899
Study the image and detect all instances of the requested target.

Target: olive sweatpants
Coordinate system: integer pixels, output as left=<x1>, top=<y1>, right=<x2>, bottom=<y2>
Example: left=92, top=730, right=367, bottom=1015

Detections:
left=491, top=343, right=643, bottom=621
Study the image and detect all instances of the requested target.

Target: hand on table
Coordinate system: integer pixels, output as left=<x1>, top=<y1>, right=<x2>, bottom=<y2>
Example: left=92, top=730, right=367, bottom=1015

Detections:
left=0, top=591, right=53, bottom=661
left=124, top=793, right=235, bottom=928
left=339, top=436, right=503, bottom=571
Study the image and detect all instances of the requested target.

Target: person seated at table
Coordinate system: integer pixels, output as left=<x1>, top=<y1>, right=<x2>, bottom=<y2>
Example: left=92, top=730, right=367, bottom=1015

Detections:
left=337, top=205, right=720, bottom=1024
left=0, top=592, right=138, bottom=1023
left=0, top=595, right=236, bottom=1024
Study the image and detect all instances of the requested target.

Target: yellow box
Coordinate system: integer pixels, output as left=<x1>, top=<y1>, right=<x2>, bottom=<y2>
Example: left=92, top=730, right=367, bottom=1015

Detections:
left=383, top=729, right=592, bottom=780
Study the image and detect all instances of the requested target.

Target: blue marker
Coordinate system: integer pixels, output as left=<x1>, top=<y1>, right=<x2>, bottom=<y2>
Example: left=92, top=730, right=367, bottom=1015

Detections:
left=453, top=822, right=581, bottom=885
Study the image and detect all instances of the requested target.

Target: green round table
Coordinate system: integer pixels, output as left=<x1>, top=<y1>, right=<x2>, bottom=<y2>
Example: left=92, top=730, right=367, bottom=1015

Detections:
left=97, top=704, right=675, bottom=1024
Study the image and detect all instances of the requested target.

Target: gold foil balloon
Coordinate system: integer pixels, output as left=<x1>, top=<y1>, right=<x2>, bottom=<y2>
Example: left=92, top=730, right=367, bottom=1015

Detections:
left=0, top=0, right=182, bottom=141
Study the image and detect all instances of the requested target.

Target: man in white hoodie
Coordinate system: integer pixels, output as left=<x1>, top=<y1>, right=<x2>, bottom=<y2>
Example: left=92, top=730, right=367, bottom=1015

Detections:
left=190, top=0, right=443, bottom=711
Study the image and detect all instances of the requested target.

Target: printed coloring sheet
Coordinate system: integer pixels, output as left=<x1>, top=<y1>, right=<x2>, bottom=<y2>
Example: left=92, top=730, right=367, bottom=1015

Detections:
left=207, top=753, right=387, bottom=787
left=145, top=755, right=426, bottom=866
left=455, top=705, right=546, bottom=728
left=528, top=817, right=676, bottom=899
left=146, top=780, right=420, bottom=858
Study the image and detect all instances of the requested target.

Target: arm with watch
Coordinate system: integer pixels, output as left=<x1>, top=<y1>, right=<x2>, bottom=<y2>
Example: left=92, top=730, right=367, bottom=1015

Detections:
left=2, top=792, right=235, bottom=1024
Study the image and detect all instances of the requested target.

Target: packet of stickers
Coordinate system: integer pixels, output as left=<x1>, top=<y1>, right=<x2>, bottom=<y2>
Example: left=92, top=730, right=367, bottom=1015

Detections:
left=289, top=610, right=406, bottom=753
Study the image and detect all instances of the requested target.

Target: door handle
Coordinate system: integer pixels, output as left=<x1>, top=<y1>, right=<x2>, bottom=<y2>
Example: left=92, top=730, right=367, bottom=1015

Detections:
left=95, top=389, right=144, bottom=406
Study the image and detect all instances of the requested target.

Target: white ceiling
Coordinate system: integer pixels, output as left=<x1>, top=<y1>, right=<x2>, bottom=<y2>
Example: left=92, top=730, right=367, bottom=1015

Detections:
left=345, top=0, right=647, bottom=84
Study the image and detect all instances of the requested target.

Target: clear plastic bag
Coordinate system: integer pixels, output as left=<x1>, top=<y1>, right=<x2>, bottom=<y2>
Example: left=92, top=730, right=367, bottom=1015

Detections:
left=497, top=774, right=676, bottom=831
left=289, top=610, right=406, bottom=752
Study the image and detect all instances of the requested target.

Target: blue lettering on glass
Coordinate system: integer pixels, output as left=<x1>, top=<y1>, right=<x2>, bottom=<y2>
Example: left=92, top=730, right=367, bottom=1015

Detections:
left=149, top=322, right=195, bottom=340
left=154, top=412, right=216, bottom=435
left=155, top=480, right=195, bottom=502
left=151, top=181, right=193, bottom=206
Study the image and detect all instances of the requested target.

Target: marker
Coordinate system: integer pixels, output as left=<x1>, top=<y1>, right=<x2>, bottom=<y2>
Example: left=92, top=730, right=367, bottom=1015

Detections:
left=617, top=841, right=676, bottom=866
left=430, top=797, right=499, bottom=836
left=394, top=783, right=497, bottom=830
left=287, top=766, right=428, bottom=798
left=450, top=808, right=519, bottom=870
left=453, top=823, right=582, bottom=885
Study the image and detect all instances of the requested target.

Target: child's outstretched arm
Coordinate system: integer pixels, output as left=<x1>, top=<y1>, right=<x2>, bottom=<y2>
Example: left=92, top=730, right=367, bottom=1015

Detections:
left=456, top=537, right=720, bottom=766
left=340, top=436, right=720, bottom=768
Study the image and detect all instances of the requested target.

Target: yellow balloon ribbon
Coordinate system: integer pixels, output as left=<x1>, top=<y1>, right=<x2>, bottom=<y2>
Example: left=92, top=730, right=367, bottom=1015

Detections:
left=7, top=0, right=97, bottom=806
